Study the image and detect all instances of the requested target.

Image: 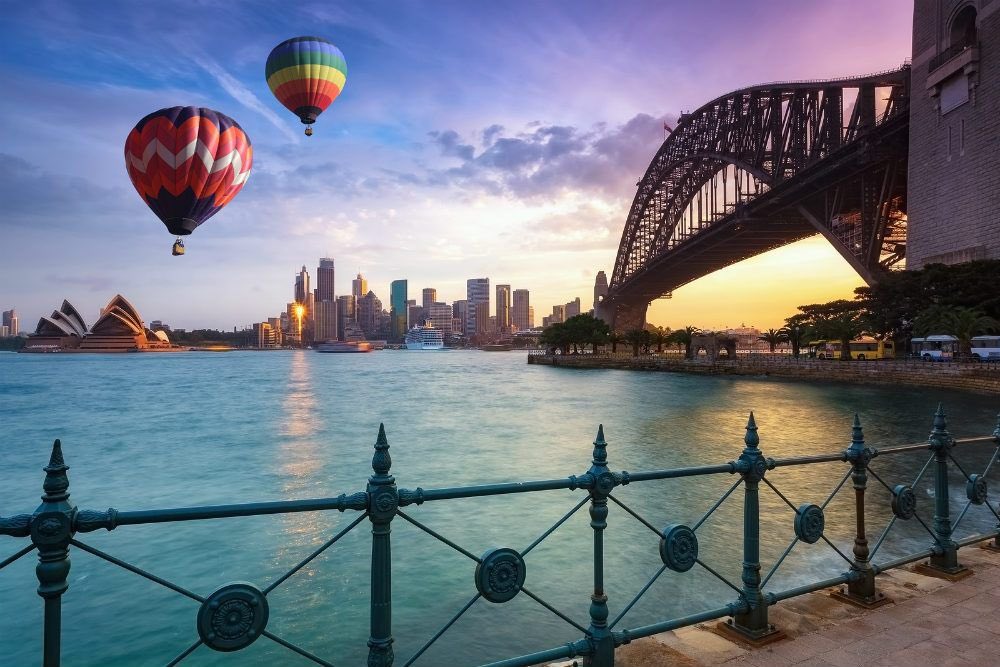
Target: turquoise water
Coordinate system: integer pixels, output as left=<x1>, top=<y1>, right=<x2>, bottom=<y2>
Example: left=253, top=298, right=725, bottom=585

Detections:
left=0, top=350, right=997, bottom=666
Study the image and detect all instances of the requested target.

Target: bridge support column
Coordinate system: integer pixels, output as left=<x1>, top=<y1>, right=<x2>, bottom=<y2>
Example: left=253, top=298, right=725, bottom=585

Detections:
left=596, top=299, right=647, bottom=333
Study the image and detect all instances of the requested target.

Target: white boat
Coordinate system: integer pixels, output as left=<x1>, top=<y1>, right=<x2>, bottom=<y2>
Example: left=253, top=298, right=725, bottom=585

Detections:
left=404, top=325, right=445, bottom=350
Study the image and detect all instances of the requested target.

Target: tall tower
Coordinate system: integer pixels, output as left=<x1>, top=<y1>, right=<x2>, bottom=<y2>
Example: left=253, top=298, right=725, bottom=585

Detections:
left=294, top=266, right=310, bottom=305
left=422, top=288, right=437, bottom=309
left=352, top=273, right=368, bottom=302
left=465, top=278, right=489, bottom=338
left=2, top=308, right=17, bottom=336
left=512, top=289, right=530, bottom=331
left=390, top=280, right=408, bottom=340
left=908, top=1, right=1000, bottom=266
left=495, top=284, right=511, bottom=332
left=316, top=258, right=335, bottom=302
left=594, top=271, right=608, bottom=310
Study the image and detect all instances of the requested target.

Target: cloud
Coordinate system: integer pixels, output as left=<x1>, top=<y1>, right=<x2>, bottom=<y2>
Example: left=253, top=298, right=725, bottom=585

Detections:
left=428, top=112, right=675, bottom=201
left=192, top=54, right=300, bottom=143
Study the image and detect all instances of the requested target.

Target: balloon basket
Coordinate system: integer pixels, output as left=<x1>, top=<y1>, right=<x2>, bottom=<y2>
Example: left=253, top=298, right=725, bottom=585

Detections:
left=172, top=238, right=186, bottom=256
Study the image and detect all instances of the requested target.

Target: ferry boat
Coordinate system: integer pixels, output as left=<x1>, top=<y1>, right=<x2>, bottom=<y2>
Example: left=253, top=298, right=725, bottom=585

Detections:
left=404, top=325, right=445, bottom=350
left=315, top=341, right=373, bottom=353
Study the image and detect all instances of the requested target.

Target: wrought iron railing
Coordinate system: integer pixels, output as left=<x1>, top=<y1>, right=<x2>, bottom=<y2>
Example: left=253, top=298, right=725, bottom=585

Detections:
left=2, top=407, right=1000, bottom=666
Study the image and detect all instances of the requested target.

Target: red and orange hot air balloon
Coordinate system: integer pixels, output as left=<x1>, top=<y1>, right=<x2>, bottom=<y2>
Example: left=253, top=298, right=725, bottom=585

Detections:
left=124, top=106, right=253, bottom=255
left=265, top=36, right=347, bottom=136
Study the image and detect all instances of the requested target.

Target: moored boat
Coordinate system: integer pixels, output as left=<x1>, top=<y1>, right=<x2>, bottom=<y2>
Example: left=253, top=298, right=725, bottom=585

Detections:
left=315, top=341, right=373, bottom=353
left=404, top=325, right=445, bottom=350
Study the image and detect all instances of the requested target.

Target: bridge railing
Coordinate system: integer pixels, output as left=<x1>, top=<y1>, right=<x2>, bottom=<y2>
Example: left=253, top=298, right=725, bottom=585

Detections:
left=2, top=409, right=999, bottom=666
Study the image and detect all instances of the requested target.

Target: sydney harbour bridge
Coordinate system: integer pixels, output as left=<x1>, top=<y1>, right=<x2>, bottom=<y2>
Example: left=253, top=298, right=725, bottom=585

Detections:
left=598, top=65, right=911, bottom=330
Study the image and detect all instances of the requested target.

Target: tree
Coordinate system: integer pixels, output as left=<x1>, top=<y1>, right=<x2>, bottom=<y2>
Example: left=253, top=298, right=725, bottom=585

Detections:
left=623, top=328, right=647, bottom=357
left=794, top=300, right=865, bottom=360
left=650, top=326, right=669, bottom=353
left=667, top=325, right=700, bottom=359
left=608, top=332, right=621, bottom=354
left=913, top=305, right=999, bottom=357
left=780, top=318, right=812, bottom=359
left=757, top=328, right=786, bottom=353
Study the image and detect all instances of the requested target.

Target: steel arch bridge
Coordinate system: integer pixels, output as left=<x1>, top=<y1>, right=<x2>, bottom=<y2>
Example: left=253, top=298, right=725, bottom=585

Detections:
left=599, top=66, right=911, bottom=330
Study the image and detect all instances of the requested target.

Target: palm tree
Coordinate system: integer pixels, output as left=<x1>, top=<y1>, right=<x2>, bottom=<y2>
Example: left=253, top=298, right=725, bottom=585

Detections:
left=780, top=324, right=811, bottom=359
left=914, top=305, right=1000, bottom=357
left=757, top=328, right=786, bottom=353
left=623, top=328, right=646, bottom=357
left=669, top=325, right=700, bottom=359
left=608, top=332, right=621, bottom=354
left=651, top=326, right=669, bottom=353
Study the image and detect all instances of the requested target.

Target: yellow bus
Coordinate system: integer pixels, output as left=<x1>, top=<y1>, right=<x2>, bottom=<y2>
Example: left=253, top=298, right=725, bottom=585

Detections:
left=810, top=338, right=895, bottom=360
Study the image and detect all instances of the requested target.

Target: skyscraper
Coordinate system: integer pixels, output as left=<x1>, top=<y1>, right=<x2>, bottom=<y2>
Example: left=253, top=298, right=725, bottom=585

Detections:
left=465, top=278, right=489, bottom=337
left=2, top=309, right=18, bottom=336
left=422, top=288, right=437, bottom=309
left=512, top=289, right=530, bottom=331
left=357, top=290, right=382, bottom=338
left=316, top=258, right=335, bottom=302
left=495, top=285, right=511, bottom=332
left=565, top=297, right=581, bottom=318
left=314, top=299, right=338, bottom=342
left=453, top=300, right=468, bottom=337
left=337, top=295, right=355, bottom=340
left=427, top=302, right=453, bottom=334
left=390, top=280, right=408, bottom=340
left=352, top=273, right=368, bottom=302
left=294, top=266, right=310, bottom=305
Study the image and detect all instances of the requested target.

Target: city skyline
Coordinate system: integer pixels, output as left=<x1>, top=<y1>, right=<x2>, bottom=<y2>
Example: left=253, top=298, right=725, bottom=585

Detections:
left=0, top=1, right=912, bottom=332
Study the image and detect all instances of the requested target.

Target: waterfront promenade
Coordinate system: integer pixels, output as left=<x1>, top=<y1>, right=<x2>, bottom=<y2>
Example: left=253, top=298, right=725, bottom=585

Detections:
left=528, top=352, right=1000, bottom=395
left=571, top=545, right=1000, bottom=667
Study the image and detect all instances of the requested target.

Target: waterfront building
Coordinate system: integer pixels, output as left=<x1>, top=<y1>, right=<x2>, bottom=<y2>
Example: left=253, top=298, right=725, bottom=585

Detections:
left=528, top=306, right=534, bottom=329
left=408, top=304, right=425, bottom=328
left=565, top=298, right=581, bottom=318
left=316, top=258, right=335, bottom=302
left=390, top=280, right=408, bottom=341
left=594, top=271, right=608, bottom=310
left=314, top=299, right=338, bottom=343
left=357, top=290, right=382, bottom=338
left=422, top=288, right=437, bottom=309
left=352, top=273, right=368, bottom=302
left=512, top=289, right=530, bottom=331
left=253, top=322, right=277, bottom=348
left=427, top=302, right=453, bottom=334
left=337, top=295, right=355, bottom=340
left=453, top=300, right=468, bottom=336
left=294, top=266, right=310, bottom=306
left=2, top=308, right=18, bottom=337
left=268, top=317, right=283, bottom=347
left=550, top=304, right=566, bottom=325
left=279, top=312, right=289, bottom=336
left=909, top=1, right=1000, bottom=266
left=496, top=284, right=511, bottom=332
left=475, top=301, right=490, bottom=336
left=466, top=278, right=489, bottom=337
left=1, top=325, right=7, bottom=337
left=24, top=300, right=87, bottom=349
left=23, top=294, right=172, bottom=352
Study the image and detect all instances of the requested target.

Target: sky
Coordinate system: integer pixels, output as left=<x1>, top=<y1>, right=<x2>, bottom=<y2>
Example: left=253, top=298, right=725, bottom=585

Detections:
left=0, top=0, right=914, bottom=332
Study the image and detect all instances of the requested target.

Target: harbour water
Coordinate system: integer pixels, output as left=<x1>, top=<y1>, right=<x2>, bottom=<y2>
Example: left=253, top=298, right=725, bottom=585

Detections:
left=1, top=350, right=997, bottom=666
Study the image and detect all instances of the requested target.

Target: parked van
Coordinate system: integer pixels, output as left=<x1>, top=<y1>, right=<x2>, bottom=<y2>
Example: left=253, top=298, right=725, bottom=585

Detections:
left=971, top=336, right=1000, bottom=361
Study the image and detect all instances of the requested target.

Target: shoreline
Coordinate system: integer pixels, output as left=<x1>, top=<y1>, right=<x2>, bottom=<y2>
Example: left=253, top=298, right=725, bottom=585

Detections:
left=527, top=353, right=1000, bottom=395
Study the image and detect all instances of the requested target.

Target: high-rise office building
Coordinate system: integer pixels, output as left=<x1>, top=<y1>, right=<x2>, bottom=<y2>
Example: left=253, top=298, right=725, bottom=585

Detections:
left=565, top=298, right=581, bottom=318
left=465, top=278, right=489, bottom=337
left=453, top=300, right=468, bottom=337
left=337, top=295, right=355, bottom=340
left=390, top=280, right=408, bottom=340
left=294, top=266, right=310, bottom=305
left=408, top=304, right=425, bottom=328
left=495, top=285, right=511, bottom=332
left=422, top=288, right=437, bottom=309
left=475, top=301, right=490, bottom=335
left=528, top=306, right=534, bottom=329
left=352, top=273, right=368, bottom=302
left=316, top=258, right=335, bottom=302
left=550, top=304, right=566, bottom=325
left=357, top=290, right=382, bottom=338
left=2, top=309, right=18, bottom=336
left=314, top=299, right=338, bottom=342
left=268, top=317, right=283, bottom=347
left=427, top=302, right=453, bottom=334
left=512, top=289, right=530, bottom=331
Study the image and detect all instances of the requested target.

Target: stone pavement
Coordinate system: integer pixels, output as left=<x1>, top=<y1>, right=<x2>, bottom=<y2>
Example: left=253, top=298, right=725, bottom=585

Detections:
left=555, top=545, right=1000, bottom=667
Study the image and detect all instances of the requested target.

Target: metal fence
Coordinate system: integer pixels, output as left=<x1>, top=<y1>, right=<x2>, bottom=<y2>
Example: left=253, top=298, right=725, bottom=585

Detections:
left=2, top=407, right=1000, bottom=666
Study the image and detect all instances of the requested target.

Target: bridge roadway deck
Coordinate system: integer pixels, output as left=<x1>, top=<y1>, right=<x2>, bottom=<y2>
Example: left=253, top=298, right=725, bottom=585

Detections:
left=550, top=546, right=1000, bottom=667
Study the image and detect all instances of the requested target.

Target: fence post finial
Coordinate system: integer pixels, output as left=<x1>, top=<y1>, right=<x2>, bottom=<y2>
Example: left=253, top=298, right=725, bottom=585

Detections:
left=367, top=424, right=397, bottom=667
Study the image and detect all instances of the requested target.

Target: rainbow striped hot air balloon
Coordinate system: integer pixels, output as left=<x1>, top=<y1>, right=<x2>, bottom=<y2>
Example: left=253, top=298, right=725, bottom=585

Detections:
left=124, top=107, right=253, bottom=255
left=265, top=36, right=347, bottom=136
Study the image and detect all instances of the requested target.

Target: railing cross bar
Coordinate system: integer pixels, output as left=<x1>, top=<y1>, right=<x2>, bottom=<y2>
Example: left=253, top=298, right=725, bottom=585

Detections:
left=262, top=630, right=336, bottom=667
left=522, top=496, right=589, bottom=557
left=0, top=544, right=35, bottom=570
left=607, top=494, right=663, bottom=539
left=521, top=586, right=590, bottom=635
left=263, top=512, right=368, bottom=595
left=402, top=593, right=481, bottom=667
left=695, top=558, right=743, bottom=596
left=164, top=639, right=202, bottom=667
left=609, top=563, right=669, bottom=629
left=760, top=537, right=799, bottom=589
left=395, top=509, right=481, bottom=563
left=692, top=478, right=743, bottom=532
left=69, top=539, right=204, bottom=603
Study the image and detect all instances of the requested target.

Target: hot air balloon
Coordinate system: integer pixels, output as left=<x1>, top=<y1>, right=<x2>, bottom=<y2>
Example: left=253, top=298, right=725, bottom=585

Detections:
left=265, top=36, right=347, bottom=136
left=124, top=107, right=253, bottom=255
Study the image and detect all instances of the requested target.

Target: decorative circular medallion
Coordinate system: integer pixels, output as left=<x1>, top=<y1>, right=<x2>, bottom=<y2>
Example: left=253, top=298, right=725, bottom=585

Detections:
left=967, top=474, right=988, bottom=505
left=659, top=524, right=698, bottom=572
left=475, top=547, right=526, bottom=603
left=31, top=512, right=70, bottom=545
left=753, top=458, right=768, bottom=478
left=891, top=484, right=916, bottom=520
left=595, top=471, right=617, bottom=495
left=197, top=582, right=268, bottom=652
left=793, top=504, right=825, bottom=544
left=374, top=491, right=397, bottom=514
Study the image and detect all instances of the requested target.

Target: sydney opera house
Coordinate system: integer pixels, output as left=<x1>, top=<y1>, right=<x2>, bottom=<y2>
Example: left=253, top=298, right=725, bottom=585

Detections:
left=23, top=294, right=176, bottom=352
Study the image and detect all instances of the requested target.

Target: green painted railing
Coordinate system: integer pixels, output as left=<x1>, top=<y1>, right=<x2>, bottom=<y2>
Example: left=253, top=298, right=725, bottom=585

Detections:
left=2, top=406, right=1000, bottom=666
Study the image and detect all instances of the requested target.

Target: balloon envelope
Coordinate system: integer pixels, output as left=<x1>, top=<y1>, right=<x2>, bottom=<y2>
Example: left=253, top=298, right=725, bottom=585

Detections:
left=265, top=36, right=347, bottom=126
left=124, top=106, right=252, bottom=236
